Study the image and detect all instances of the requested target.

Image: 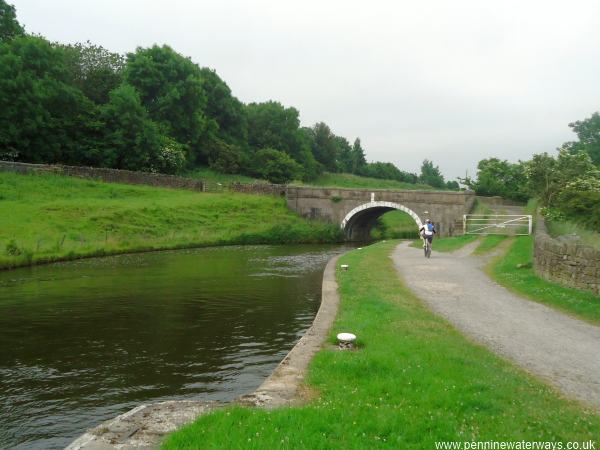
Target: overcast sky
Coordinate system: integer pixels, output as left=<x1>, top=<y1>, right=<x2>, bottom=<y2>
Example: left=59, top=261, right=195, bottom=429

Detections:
left=11, top=0, right=600, bottom=180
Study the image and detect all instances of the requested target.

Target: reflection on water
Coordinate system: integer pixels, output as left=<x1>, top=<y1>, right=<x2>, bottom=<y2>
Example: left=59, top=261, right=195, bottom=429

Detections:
left=0, top=245, right=348, bottom=449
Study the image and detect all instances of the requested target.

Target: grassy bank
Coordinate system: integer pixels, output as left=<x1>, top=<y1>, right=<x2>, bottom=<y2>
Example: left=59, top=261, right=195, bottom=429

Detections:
left=163, top=241, right=599, bottom=449
left=303, top=172, right=434, bottom=190
left=488, top=236, right=600, bottom=325
left=0, top=172, right=343, bottom=269
left=186, top=167, right=437, bottom=191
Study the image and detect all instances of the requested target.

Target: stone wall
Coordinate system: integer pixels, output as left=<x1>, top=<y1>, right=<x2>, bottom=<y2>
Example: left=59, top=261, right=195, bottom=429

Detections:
left=0, top=161, right=208, bottom=191
left=533, top=216, right=600, bottom=295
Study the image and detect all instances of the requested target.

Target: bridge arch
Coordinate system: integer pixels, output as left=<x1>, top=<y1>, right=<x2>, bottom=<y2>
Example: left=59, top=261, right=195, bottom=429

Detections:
left=340, top=201, right=423, bottom=241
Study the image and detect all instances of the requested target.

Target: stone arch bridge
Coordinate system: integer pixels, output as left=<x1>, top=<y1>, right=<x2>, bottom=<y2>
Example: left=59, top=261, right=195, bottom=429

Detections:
left=284, top=187, right=475, bottom=241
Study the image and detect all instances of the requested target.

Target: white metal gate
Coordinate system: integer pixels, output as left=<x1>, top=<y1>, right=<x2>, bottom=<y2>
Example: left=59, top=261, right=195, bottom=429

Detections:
left=463, top=215, right=532, bottom=235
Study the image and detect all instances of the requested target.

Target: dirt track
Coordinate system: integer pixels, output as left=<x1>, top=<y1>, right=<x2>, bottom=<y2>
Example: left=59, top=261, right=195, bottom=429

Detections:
left=392, top=241, right=600, bottom=412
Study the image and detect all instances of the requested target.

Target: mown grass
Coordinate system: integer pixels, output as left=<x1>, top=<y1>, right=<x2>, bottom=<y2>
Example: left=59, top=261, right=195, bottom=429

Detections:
left=0, top=172, right=343, bottom=269
left=163, top=241, right=600, bottom=449
left=410, top=234, right=479, bottom=252
left=488, top=236, right=600, bottom=325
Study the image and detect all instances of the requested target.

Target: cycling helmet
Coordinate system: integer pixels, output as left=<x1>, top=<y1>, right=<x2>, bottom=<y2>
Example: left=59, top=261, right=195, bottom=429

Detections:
left=426, top=219, right=431, bottom=223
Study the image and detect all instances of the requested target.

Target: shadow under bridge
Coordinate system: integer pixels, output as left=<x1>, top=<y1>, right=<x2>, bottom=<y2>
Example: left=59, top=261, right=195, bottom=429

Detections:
left=341, top=201, right=423, bottom=241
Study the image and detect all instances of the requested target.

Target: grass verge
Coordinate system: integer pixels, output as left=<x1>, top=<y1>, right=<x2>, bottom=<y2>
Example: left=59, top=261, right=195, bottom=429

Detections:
left=0, top=172, right=343, bottom=270
left=163, top=241, right=600, bottom=449
left=487, top=236, right=600, bottom=325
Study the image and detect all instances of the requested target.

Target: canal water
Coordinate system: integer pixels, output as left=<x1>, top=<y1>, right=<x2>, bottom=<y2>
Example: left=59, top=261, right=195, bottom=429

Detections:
left=0, top=244, right=348, bottom=449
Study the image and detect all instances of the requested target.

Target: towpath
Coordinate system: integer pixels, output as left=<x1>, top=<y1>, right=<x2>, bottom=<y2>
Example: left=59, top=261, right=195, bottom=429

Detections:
left=392, top=240, right=600, bottom=412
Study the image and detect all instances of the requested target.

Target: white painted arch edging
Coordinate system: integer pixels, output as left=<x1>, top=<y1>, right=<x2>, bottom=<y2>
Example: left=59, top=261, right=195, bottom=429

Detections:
left=340, top=201, right=423, bottom=230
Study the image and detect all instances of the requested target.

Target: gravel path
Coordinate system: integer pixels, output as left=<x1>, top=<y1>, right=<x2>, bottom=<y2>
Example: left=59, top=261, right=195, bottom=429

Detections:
left=392, top=241, right=600, bottom=412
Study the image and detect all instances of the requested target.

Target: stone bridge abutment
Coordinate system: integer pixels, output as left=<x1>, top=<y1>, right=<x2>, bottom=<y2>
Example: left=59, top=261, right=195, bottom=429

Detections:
left=285, top=187, right=475, bottom=241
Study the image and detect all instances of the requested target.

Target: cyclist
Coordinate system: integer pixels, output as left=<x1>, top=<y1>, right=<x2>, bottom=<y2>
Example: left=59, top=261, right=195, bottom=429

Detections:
left=419, top=219, right=436, bottom=252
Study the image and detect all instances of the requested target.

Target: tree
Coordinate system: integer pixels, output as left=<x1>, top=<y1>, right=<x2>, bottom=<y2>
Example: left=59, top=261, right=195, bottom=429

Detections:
left=0, top=0, right=24, bottom=43
left=306, top=122, right=338, bottom=172
left=62, top=41, right=125, bottom=104
left=359, top=161, right=417, bottom=183
left=446, top=180, right=460, bottom=190
left=555, top=176, right=600, bottom=230
left=568, top=112, right=600, bottom=165
left=101, top=84, right=164, bottom=171
left=246, top=101, right=317, bottom=179
left=419, top=159, right=445, bottom=188
left=125, top=45, right=207, bottom=164
left=525, top=149, right=596, bottom=206
left=251, top=148, right=301, bottom=184
left=350, top=138, right=367, bottom=173
left=199, top=67, right=247, bottom=144
left=335, top=136, right=353, bottom=173
left=473, top=158, right=528, bottom=201
left=207, top=138, right=245, bottom=174
left=0, top=35, right=99, bottom=165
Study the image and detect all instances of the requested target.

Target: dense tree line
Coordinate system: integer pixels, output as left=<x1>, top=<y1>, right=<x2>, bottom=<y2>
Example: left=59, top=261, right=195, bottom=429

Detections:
left=0, top=1, right=455, bottom=187
left=465, top=113, right=600, bottom=230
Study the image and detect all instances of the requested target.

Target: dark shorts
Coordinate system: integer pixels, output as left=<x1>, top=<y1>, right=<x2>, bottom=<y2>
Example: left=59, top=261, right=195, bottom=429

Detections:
left=423, top=235, right=433, bottom=243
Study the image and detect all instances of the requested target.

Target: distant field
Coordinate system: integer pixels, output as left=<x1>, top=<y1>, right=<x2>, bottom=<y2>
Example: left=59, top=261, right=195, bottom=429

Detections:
left=185, top=167, right=436, bottom=191
left=185, top=167, right=265, bottom=185
left=302, top=172, right=434, bottom=190
left=0, top=172, right=343, bottom=269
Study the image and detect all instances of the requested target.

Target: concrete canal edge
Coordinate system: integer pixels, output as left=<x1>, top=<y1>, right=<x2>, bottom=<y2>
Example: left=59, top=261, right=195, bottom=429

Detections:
left=66, top=253, right=343, bottom=449
left=238, top=253, right=342, bottom=409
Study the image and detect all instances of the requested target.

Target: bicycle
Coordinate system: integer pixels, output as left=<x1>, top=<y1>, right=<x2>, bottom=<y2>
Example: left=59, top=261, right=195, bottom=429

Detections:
left=422, top=236, right=432, bottom=258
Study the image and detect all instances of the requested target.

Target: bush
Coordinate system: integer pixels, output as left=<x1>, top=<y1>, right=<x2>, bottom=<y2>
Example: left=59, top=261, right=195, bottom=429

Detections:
left=252, top=148, right=301, bottom=184
left=208, top=141, right=244, bottom=174
left=555, top=176, right=600, bottom=230
left=152, top=138, right=187, bottom=174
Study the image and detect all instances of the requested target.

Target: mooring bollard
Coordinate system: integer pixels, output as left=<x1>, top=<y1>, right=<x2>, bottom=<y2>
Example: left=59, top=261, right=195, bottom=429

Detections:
left=340, top=264, right=349, bottom=271
left=337, top=332, right=356, bottom=350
